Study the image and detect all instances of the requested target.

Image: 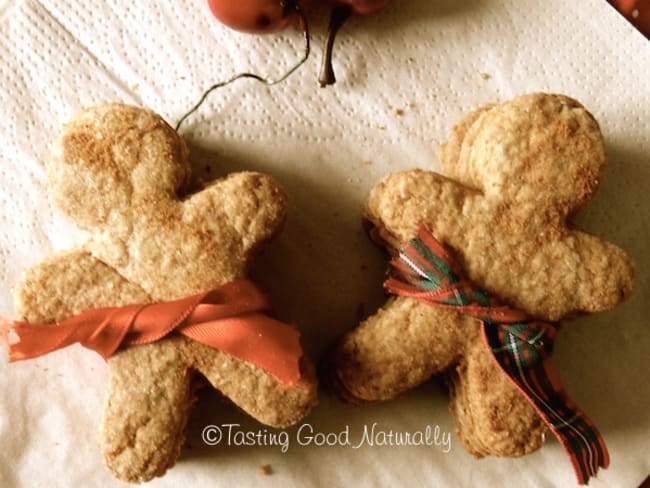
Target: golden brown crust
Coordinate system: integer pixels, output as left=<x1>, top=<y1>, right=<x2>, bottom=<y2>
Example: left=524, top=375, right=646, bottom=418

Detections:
left=13, top=103, right=317, bottom=483
left=328, top=93, right=634, bottom=460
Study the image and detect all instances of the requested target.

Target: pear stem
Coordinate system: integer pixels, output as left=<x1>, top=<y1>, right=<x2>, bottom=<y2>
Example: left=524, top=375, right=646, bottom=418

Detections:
left=318, top=5, right=352, bottom=87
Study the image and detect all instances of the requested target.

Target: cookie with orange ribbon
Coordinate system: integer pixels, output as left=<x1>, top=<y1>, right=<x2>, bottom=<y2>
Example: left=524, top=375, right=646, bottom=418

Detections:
left=325, top=93, right=635, bottom=484
left=1, top=104, right=317, bottom=483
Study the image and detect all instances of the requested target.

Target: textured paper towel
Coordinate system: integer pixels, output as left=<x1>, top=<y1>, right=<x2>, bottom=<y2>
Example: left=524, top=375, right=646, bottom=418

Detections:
left=0, top=0, right=648, bottom=486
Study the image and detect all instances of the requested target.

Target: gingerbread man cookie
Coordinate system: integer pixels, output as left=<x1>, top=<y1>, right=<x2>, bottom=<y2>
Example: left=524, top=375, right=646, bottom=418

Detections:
left=327, top=93, right=634, bottom=482
left=3, top=104, right=317, bottom=482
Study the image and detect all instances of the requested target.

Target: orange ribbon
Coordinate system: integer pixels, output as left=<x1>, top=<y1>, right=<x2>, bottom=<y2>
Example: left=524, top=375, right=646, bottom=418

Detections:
left=0, top=279, right=303, bottom=386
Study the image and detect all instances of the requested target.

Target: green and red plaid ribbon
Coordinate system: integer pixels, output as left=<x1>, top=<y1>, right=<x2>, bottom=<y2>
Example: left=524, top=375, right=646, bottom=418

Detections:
left=384, top=226, right=609, bottom=485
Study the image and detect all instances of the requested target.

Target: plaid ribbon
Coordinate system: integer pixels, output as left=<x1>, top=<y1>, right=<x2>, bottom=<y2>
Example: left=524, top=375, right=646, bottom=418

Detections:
left=384, top=226, right=608, bottom=485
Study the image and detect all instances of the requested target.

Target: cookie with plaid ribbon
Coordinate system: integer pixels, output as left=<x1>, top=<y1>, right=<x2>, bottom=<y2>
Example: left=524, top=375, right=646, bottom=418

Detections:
left=326, top=93, right=634, bottom=483
left=4, top=104, right=318, bottom=483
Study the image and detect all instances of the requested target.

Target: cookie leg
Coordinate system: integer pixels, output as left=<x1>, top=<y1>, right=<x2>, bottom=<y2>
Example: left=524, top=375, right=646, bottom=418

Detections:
left=100, top=339, right=193, bottom=483
left=327, top=296, right=470, bottom=403
left=188, top=342, right=318, bottom=428
left=448, top=332, right=546, bottom=458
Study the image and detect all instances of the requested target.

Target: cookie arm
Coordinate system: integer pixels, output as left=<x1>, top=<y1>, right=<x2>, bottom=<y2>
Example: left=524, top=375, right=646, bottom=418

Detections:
left=183, top=171, right=288, bottom=256
left=571, top=231, right=635, bottom=313
left=363, top=169, right=474, bottom=252
left=13, top=248, right=150, bottom=323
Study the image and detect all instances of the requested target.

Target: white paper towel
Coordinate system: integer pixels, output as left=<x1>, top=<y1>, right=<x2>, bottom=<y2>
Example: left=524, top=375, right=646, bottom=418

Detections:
left=0, top=0, right=648, bottom=486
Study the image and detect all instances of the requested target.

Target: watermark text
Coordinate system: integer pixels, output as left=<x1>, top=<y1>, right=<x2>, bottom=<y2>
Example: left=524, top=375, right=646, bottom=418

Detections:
left=202, top=422, right=452, bottom=453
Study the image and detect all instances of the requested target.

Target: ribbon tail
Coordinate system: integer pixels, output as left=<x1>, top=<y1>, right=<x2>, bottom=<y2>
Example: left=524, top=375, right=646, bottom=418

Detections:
left=1, top=319, right=86, bottom=362
left=1, top=305, right=144, bottom=361
left=179, top=314, right=303, bottom=387
left=482, top=323, right=609, bottom=485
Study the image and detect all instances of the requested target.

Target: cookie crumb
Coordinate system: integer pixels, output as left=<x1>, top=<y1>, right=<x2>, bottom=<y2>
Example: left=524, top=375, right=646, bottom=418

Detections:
left=259, top=464, right=273, bottom=476
left=479, top=72, right=491, bottom=80
left=395, top=108, right=405, bottom=116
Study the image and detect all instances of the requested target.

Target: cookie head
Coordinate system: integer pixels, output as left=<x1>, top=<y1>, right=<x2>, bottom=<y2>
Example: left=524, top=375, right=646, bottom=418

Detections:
left=448, top=94, right=605, bottom=212
left=48, top=104, right=190, bottom=230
